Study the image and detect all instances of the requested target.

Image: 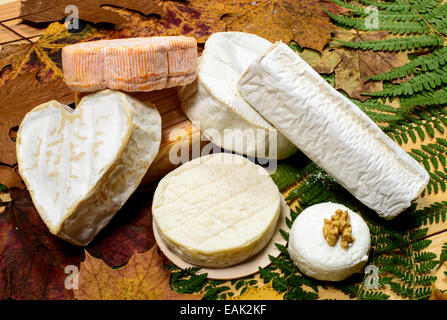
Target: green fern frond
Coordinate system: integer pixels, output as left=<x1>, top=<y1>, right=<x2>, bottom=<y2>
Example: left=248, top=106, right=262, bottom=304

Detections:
left=333, top=34, right=443, bottom=52
left=364, top=65, right=447, bottom=97
left=326, top=10, right=429, bottom=34
left=326, top=0, right=368, bottom=15
left=401, top=87, right=447, bottom=107
left=440, top=242, right=447, bottom=265
left=359, top=0, right=412, bottom=12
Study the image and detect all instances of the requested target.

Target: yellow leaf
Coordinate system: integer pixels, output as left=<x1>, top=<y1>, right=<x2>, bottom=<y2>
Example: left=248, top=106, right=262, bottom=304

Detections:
left=229, top=282, right=284, bottom=300
left=429, top=284, right=447, bottom=300
left=74, top=245, right=203, bottom=300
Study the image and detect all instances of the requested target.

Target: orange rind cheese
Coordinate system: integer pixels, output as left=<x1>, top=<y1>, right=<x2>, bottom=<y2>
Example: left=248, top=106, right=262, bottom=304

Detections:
left=62, top=36, right=198, bottom=92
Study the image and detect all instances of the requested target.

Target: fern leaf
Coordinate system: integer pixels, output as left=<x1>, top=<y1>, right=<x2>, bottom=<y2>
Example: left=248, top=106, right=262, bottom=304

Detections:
left=333, top=34, right=443, bottom=52
left=401, top=88, right=447, bottom=107
left=365, top=65, right=447, bottom=97
left=326, top=10, right=429, bottom=34
left=440, top=242, right=447, bottom=265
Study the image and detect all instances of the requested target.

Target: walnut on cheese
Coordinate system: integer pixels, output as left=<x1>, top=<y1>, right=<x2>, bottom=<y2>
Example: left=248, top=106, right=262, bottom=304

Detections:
left=323, top=209, right=355, bottom=250
left=288, top=202, right=371, bottom=281
left=152, top=153, right=281, bottom=268
left=62, top=36, right=198, bottom=92
left=178, top=32, right=297, bottom=159
left=16, top=90, right=161, bottom=246
left=238, top=41, right=429, bottom=219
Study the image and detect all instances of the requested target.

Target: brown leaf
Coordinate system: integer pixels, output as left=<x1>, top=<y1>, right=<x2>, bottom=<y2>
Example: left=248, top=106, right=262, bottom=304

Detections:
left=0, top=187, right=159, bottom=299
left=20, top=0, right=163, bottom=25
left=86, top=190, right=156, bottom=268
left=0, top=188, right=84, bottom=299
left=334, top=32, right=407, bottom=100
left=212, top=0, right=337, bottom=52
left=299, top=48, right=341, bottom=74
left=0, top=22, right=113, bottom=85
left=429, top=284, right=447, bottom=300
left=357, top=32, right=409, bottom=80
left=74, top=245, right=203, bottom=300
left=0, top=165, right=24, bottom=189
left=113, top=1, right=220, bottom=42
left=0, top=70, right=73, bottom=166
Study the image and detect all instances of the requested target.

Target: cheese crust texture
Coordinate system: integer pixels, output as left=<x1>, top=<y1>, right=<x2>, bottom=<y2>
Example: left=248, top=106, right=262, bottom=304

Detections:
left=152, top=153, right=281, bottom=268
left=288, top=202, right=371, bottom=281
left=238, top=42, right=429, bottom=220
left=16, top=90, right=161, bottom=246
left=178, top=32, right=297, bottom=159
left=62, top=36, right=198, bottom=92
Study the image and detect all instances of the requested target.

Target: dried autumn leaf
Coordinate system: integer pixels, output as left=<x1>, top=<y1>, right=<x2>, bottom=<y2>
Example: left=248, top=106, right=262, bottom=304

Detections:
left=195, top=0, right=338, bottom=52
left=229, top=282, right=284, bottom=300
left=113, top=1, right=220, bottom=42
left=299, top=48, right=341, bottom=74
left=0, top=70, right=73, bottom=167
left=20, top=0, right=163, bottom=25
left=74, top=245, right=203, bottom=300
left=429, top=284, right=447, bottom=300
left=0, top=22, right=112, bottom=85
left=86, top=190, right=156, bottom=268
left=0, top=186, right=159, bottom=299
left=0, top=188, right=84, bottom=299
left=0, top=165, right=24, bottom=189
left=334, top=31, right=408, bottom=100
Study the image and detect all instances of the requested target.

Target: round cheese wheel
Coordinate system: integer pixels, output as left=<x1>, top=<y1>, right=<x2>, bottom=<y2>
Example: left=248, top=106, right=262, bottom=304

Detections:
left=152, top=153, right=281, bottom=268
left=288, top=202, right=371, bottom=281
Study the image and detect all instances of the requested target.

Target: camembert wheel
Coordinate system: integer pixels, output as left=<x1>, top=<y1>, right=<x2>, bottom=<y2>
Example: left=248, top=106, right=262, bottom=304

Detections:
left=152, top=153, right=281, bottom=268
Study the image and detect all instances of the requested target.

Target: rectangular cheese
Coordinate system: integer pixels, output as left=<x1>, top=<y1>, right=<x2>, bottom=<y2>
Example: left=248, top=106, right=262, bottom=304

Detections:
left=62, top=36, right=198, bottom=92
left=238, top=42, right=429, bottom=220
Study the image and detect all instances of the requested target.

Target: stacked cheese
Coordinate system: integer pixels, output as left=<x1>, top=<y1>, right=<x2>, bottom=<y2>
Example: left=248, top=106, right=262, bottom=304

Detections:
left=152, top=153, right=281, bottom=268
left=17, top=90, right=162, bottom=246
left=62, top=36, right=198, bottom=92
left=179, top=32, right=297, bottom=159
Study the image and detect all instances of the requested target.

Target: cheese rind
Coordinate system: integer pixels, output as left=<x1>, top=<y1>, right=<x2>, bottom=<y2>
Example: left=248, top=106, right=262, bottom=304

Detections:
left=16, top=90, right=161, bottom=246
left=178, top=32, right=297, bottom=159
left=288, top=202, right=371, bottom=281
left=62, top=36, right=198, bottom=92
left=238, top=42, right=429, bottom=220
left=152, top=153, right=281, bottom=268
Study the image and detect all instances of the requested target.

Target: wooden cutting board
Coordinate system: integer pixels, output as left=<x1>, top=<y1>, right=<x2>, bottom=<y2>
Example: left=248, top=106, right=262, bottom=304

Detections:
left=1, top=0, right=446, bottom=299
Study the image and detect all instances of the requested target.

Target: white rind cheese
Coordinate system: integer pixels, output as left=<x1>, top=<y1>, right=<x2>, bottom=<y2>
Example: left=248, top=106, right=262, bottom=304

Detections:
left=238, top=42, right=429, bottom=220
left=16, top=90, right=161, bottom=246
left=152, top=153, right=281, bottom=268
left=178, top=32, right=297, bottom=160
left=288, top=202, right=371, bottom=281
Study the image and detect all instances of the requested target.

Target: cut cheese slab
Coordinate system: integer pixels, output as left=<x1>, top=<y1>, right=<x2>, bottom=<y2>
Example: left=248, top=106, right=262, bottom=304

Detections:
left=62, top=36, right=198, bottom=92
left=16, top=90, right=161, bottom=246
left=178, top=32, right=297, bottom=159
left=238, top=42, right=429, bottom=220
left=288, top=202, right=371, bottom=281
left=152, top=153, right=281, bottom=268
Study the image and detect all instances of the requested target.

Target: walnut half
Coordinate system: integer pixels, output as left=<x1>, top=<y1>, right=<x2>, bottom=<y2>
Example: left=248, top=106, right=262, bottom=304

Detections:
left=323, top=209, right=354, bottom=250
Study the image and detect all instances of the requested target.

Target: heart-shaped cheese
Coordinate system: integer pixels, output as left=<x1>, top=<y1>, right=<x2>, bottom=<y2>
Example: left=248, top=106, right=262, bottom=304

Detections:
left=16, top=90, right=161, bottom=246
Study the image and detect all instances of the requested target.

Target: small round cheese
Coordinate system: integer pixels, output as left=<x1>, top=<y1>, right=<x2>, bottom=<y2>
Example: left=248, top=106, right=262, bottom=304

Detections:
left=152, top=153, right=281, bottom=268
left=288, top=202, right=371, bottom=281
